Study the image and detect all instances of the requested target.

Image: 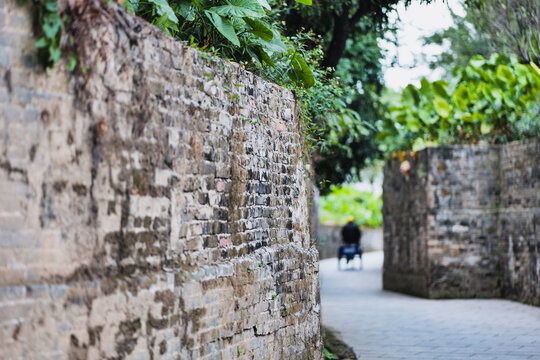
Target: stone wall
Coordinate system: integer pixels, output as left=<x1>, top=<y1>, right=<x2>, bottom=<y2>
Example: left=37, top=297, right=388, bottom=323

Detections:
left=0, top=1, right=322, bottom=359
left=317, top=225, right=382, bottom=260
left=383, top=140, right=540, bottom=305
left=383, top=151, right=430, bottom=297
left=499, top=140, right=540, bottom=305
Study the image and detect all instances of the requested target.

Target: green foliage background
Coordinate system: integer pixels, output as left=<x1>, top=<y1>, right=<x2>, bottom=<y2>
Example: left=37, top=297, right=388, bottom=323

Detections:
left=378, top=54, right=540, bottom=155
left=319, top=184, right=382, bottom=228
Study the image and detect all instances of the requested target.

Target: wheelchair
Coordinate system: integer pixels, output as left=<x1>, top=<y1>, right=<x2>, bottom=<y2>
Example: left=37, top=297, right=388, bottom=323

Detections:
left=337, top=244, right=363, bottom=270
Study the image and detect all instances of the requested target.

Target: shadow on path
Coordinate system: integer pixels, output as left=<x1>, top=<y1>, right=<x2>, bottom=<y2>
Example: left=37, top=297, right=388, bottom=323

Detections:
left=320, top=251, right=540, bottom=360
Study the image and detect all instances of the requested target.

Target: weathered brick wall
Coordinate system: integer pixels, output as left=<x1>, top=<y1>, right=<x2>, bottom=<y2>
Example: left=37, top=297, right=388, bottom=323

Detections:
left=382, top=152, right=430, bottom=297
left=383, top=140, right=540, bottom=305
left=425, top=146, right=501, bottom=298
left=499, top=140, right=540, bottom=305
left=0, top=1, right=322, bottom=359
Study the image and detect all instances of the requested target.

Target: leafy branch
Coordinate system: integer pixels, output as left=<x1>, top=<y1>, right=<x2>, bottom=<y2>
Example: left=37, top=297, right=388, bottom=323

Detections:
left=378, top=54, right=540, bottom=154
left=24, top=0, right=64, bottom=67
left=124, top=0, right=315, bottom=88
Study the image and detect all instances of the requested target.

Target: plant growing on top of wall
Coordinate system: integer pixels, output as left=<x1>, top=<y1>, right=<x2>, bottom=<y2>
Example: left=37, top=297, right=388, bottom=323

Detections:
left=25, top=0, right=315, bottom=88
left=23, top=0, right=375, bottom=190
left=121, top=0, right=373, bottom=176
left=23, top=0, right=64, bottom=67
left=378, top=53, right=540, bottom=155
left=124, top=0, right=314, bottom=87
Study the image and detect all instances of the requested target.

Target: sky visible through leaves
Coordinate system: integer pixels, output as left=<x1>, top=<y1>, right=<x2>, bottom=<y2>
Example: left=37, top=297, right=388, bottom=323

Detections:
left=381, top=0, right=464, bottom=90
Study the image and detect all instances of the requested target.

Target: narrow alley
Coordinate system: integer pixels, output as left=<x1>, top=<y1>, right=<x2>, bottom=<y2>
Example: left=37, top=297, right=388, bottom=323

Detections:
left=320, top=252, right=540, bottom=360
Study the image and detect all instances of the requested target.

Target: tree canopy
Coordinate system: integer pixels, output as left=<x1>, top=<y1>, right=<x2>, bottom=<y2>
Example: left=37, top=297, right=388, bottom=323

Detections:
left=425, top=0, right=540, bottom=75
left=279, top=0, right=433, bottom=69
left=468, top=0, right=540, bottom=64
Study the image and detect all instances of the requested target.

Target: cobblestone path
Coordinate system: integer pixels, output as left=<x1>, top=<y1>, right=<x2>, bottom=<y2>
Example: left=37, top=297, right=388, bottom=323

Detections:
left=320, top=252, right=540, bottom=360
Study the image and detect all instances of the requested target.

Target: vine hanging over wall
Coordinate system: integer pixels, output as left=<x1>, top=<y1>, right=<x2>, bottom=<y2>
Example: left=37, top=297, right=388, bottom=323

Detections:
left=23, top=0, right=316, bottom=89
left=25, top=0, right=65, bottom=67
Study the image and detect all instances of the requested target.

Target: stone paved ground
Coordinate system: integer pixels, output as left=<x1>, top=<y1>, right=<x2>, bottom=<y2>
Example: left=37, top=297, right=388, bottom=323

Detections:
left=320, top=251, right=540, bottom=360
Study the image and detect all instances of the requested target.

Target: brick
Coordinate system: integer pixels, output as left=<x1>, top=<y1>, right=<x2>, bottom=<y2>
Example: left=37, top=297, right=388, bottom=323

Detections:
left=383, top=141, right=540, bottom=305
left=0, top=1, right=322, bottom=358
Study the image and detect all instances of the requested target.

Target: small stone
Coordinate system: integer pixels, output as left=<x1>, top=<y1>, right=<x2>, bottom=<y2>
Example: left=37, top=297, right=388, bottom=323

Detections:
left=216, top=180, right=226, bottom=192
left=219, top=237, right=232, bottom=248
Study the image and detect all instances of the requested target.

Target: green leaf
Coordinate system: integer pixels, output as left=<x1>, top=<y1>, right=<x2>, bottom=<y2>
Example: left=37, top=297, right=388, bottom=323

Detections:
left=514, top=64, right=530, bottom=85
left=153, top=12, right=170, bottom=31
left=480, top=120, right=493, bottom=134
left=433, top=97, right=451, bottom=118
left=261, top=30, right=288, bottom=53
left=205, top=11, right=240, bottom=47
left=405, top=114, right=422, bottom=132
left=149, top=0, right=179, bottom=24
left=35, top=37, right=49, bottom=49
left=453, top=85, right=470, bottom=111
left=402, top=85, right=420, bottom=107
left=323, top=348, right=339, bottom=360
left=496, top=64, right=515, bottom=84
left=289, top=53, right=314, bottom=88
left=45, top=1, right=58, bottom=12
left=469, top=55, right=486, bottom=68
left=255, top=46, right=274, bottom=66
left=122, top=0, right=136, bottom=14
left=243, top=18, right=273, bottom=42
left=471, top=112, right=484, bottom=123
left=210, top=0, right=266, bottom=18
left=472, top=67, right=492, bottom=82
left=42, top=16, right=62, bottom=39
left=432, top=80, right=448, bottom=98
left=175, top=0, right=196, bottom=21
left=255, top=0, right=271, bottom=10
left=49, top=46, right=61, bottom=65
left=412, top=137, right=428, bottom=151
left=295, top=0, right=313, bottom=5
left=529, top=61, right=540, bottom=77
left=420, top=78, right=433, bottom=98
left=419, top=109, right=438, bottom=125
left=68, top=55, right=77, bottom=72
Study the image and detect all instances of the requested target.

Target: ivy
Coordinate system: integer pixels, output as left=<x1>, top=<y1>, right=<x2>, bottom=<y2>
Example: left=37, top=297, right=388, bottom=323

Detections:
left=25, top=0, right=64, bottom=67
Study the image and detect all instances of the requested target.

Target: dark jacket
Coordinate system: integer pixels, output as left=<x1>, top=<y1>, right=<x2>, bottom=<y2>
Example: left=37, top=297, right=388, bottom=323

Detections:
left=342, top=221, right=361, bottom=246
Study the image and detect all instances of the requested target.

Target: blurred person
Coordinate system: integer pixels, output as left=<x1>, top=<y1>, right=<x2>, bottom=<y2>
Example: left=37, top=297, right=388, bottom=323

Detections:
left=342, top=217, right=362, bottom=248
left=338, top=217, right=363, bottom=268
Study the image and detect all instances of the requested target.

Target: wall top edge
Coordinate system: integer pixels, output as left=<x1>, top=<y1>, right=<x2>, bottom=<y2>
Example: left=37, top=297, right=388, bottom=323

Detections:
left=56, top=1, right=296, bottom=101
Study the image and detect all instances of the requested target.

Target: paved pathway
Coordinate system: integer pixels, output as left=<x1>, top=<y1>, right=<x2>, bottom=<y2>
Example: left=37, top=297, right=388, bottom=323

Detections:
left=320, top=251, right=540, bottom=360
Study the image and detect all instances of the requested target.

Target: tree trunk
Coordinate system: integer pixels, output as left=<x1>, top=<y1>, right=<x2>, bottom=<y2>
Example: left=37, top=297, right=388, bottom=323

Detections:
left=321, top=9, right=351, bottom=69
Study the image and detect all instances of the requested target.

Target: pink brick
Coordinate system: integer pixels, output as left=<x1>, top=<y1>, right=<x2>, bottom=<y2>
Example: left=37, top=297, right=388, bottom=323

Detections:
left=216, top=180, right=226, bottom=192
left=219, top=237, right=232, bottom=248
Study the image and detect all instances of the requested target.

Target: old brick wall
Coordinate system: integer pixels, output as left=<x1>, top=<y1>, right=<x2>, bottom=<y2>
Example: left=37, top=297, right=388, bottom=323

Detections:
left=499, top=140, right=540, bottom=305
left=0, top=1, right=322, bottom=359
left=382, top=151, right=430, bottom=297
left=425, top=146, right=501, bottom=298
left=383, top=141, right=540, bottom=305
